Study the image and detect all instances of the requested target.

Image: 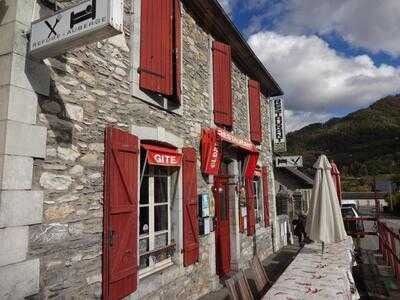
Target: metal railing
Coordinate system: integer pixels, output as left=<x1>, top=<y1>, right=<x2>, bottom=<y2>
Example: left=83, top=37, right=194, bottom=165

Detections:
left=341, top=216, right=400, bottom=284
left=377, top=222, right=400, bottom=284
left=343, top=216, right=377, bottom=236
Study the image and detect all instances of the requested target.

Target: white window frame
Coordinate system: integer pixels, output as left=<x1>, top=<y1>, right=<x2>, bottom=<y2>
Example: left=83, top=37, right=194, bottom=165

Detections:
left=139, top=166, right=173, bottom=278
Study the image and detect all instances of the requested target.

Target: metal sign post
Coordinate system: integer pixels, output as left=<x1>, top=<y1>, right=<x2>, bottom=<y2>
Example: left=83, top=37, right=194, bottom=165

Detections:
left=30, top=0, right=123, bottom=59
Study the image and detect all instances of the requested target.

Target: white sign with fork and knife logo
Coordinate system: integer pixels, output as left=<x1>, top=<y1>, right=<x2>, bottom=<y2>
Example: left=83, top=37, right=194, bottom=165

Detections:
left=30, top=0, right=123, bottom=59
left=275, top=156, right=303, bottom=168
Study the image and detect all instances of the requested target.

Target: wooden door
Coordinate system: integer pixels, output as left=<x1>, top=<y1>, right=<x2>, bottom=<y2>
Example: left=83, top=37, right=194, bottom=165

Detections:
left=214, top=176, right=231, bottom=276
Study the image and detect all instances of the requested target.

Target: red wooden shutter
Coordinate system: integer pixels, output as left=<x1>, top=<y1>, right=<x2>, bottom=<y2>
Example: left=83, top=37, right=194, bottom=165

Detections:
left=262, top=166, right=270, bottom=227
left=103, top=128, right=139, bottom=300
left=182, top=147, right=199, bottom=266
left=212, top=41, right=233, bottom=127
left=248, top=80, right=262, bottom=144
left=173, top=0, right=182, bottom=103
left=140, top=0, right=174, bottom=95
left=245, top=178, right=256, bottom=236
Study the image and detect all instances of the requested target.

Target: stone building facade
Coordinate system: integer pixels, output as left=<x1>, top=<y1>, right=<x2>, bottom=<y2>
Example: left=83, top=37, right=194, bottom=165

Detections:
left=0, top=0, right=283, bottom=299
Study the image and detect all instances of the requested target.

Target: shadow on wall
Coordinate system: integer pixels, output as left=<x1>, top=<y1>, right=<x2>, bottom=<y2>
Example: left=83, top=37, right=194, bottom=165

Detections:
left=0, top=0, right=8, bottom=24
left=37, top=80, right=73, bottom=146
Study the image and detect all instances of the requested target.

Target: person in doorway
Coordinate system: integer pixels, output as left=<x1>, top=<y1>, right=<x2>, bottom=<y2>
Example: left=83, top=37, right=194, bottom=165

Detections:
left=293, top=214, right=307, bottom=246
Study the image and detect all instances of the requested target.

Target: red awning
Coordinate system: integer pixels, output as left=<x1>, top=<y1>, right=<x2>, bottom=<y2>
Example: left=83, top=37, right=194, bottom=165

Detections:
left=141, top=144, right=182, bottom=167
left=201, top=128, right=258, bottom=178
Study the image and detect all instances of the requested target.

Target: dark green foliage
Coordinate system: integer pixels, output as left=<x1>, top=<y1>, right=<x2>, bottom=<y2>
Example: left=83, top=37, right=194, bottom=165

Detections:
left=287, top=95, right=400, bottom=179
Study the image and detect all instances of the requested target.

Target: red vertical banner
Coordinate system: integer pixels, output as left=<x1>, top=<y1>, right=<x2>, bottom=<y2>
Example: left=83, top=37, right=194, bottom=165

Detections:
left=201, top=129, right=221, bottom=175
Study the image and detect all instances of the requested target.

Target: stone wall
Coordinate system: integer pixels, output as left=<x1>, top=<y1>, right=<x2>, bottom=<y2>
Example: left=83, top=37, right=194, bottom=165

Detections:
left=231, top=63, right=249, bottom=140
left=4, top=0, right=280, bottom=299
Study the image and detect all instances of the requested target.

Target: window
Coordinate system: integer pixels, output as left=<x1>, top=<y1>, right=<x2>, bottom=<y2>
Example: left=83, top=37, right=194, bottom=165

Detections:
left=139, top=0, right=181, bottom=99
left=131, top=0, right=182, bottom=112
left=276, top=188, right=290, bottom=216
left=139, top=154, right=178, bottom=275
left=294, top=193, right=302, bottom=211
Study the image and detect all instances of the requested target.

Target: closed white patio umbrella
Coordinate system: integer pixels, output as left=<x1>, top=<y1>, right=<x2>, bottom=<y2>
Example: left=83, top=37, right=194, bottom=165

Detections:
left=306, top=155, right=347, bottom=250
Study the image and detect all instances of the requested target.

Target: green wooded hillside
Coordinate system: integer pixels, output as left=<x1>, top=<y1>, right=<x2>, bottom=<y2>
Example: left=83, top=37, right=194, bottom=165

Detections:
left=287, top=95, right=400, bottom=185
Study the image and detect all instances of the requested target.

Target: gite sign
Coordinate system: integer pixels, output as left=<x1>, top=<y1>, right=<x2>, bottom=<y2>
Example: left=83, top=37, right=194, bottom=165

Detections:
left=30, top=0, right=123, bottom=59
left=147, top=150, right=182, bottom=167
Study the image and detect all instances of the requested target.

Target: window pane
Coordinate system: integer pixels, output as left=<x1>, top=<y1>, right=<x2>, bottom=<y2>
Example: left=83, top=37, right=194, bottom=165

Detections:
left=154, top=232, right=168, bottom=249
left=140, top=206, right=149, bottom=235
left=154, top=205, right=168, bottom=232
left=154, top=176, right=168, bottom=204
left=154, top=166, right=168, bottom=176
left=140, top=256, right=149, bottom=269
left=139, top=238, right=149, bottom=255
left=140, top=176, right=149, bottom=204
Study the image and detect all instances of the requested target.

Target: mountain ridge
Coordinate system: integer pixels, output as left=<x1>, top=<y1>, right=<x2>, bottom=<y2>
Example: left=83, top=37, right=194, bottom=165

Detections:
left=287, top=95, right=400, bottom=180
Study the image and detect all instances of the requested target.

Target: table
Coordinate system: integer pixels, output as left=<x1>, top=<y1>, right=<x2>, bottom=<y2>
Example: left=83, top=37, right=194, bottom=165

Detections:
left=263, top=237, right=359, bottom=299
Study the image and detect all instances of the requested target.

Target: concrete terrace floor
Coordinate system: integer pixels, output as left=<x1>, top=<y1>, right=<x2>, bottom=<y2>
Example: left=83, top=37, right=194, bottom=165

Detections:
left=199, top=243, right=301, bottom=300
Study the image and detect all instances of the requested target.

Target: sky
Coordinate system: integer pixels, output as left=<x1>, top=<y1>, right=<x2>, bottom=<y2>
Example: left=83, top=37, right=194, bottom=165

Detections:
left=218, top=0, right=400, bottom=131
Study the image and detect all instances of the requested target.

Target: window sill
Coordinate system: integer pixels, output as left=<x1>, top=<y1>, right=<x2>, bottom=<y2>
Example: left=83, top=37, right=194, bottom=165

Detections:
left=130, top=79, right=183, bottom=116
left=139, top=258, right=174, bottom=280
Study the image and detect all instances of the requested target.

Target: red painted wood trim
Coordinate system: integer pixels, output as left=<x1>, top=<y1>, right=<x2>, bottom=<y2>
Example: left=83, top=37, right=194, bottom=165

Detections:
left=212, top=41, right=233, bottom=127
left=248, top=79, right=262, bottom=144
left=262, top=166, right=270, bottom=227
left=103, top=128, right=139, bottom=300
left=182, top=147, right=199, bottom=266
left=139, top=0, right=174, bottom=95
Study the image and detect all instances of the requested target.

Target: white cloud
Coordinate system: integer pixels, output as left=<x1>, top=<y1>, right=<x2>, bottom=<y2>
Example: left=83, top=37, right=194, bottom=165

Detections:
left=248, top=31, right=400, bottom=127
left=273, top=0, right=400, bottom=57
left=285, top=110, right=333, bottom=132
left=217, top=0, right=237, bottom=14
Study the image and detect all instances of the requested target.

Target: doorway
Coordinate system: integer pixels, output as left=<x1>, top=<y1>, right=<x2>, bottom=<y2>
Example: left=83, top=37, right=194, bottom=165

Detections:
left=214, top=161, right=232, bottom=277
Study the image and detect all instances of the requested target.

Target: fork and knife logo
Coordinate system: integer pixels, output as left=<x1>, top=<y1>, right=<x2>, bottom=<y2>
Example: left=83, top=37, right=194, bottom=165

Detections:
left=45, top=15, right=62, bottom=38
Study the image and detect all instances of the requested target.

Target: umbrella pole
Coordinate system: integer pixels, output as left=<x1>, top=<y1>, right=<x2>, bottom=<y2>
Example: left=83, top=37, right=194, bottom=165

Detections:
left=322, top=242, right=325, bottom=255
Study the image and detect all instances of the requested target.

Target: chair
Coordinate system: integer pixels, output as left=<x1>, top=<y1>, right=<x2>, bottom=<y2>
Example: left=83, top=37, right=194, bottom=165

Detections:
left=250, top=255, right=271, bottom=297
left=225, top=276, right=240, bottom=300
left=235, top=270, right=254, bottom=300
